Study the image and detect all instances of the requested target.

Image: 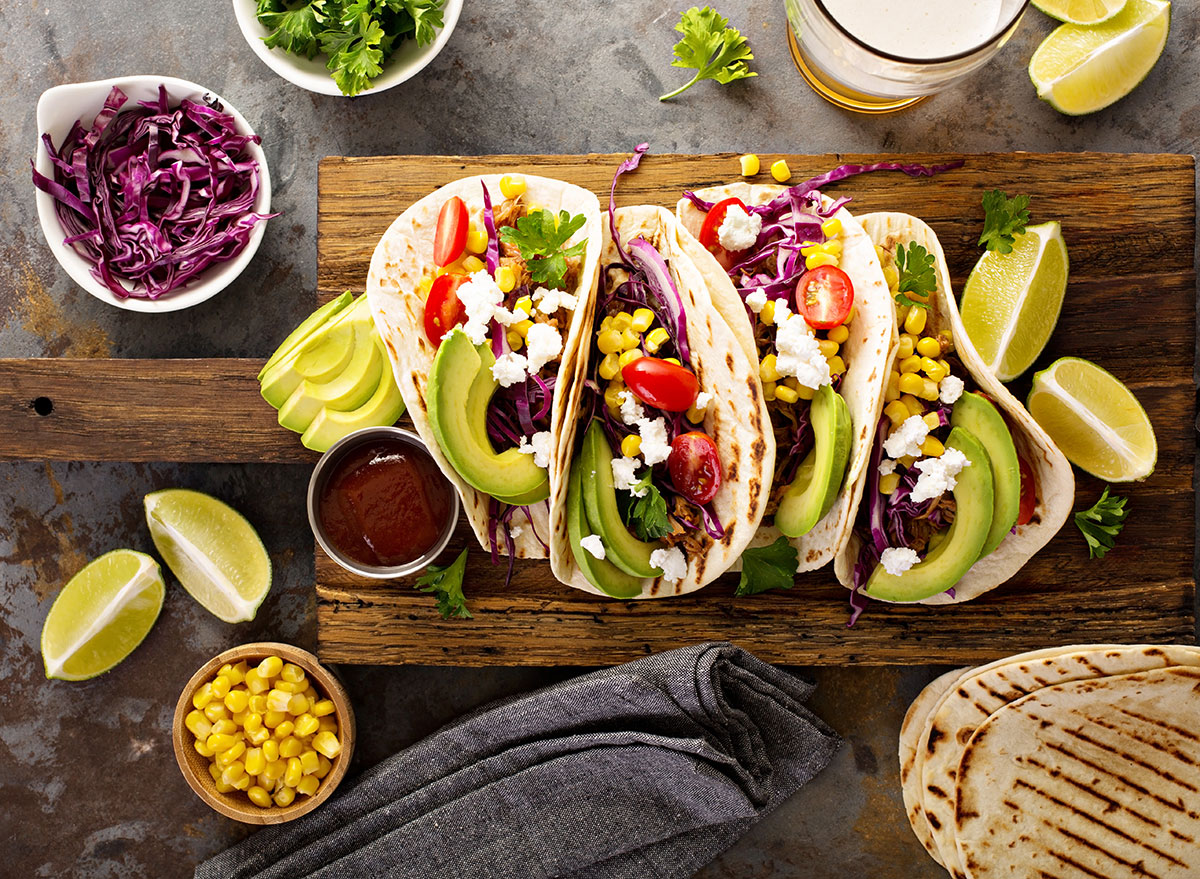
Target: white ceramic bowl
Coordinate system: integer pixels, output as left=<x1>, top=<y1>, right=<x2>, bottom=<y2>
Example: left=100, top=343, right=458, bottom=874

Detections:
left=230, top=0, right=462, bottom=97
left=34, top=75, right=272, bottom=313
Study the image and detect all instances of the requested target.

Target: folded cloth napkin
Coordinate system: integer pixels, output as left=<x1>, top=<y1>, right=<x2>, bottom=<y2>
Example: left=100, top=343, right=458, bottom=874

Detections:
left=196, top=641, right=840, bottom=879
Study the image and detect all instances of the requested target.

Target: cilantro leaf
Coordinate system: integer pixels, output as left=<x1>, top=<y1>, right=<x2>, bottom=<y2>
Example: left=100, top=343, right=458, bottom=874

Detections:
left=394, top=0, right=444, bottom=45
left=978, top=190, right=1031, bottom=254
left=320, top=10, right=386, bottom=97
left=1073, top=486, right=1129, bottom=560
left=894, top=241, right=936, bottom=311
left=498, top=210, right=588, bottom=290
left=624, top=471, right=672, bottom=541
left=260, top=0, right=327, bottom=58
left=414, top=548, right=472, bottom=619
left=735, top=537, right=799, bottom=596
left=660, top=6, right=757, bottom=102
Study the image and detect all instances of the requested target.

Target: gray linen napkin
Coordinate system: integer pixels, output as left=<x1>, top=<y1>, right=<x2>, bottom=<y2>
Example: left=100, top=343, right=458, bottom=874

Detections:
left=196, top=641, right=840, bottom=879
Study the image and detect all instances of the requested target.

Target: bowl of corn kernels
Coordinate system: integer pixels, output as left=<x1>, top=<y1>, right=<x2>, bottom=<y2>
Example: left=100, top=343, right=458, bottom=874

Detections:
left=172, top=642, right=354, bottom=823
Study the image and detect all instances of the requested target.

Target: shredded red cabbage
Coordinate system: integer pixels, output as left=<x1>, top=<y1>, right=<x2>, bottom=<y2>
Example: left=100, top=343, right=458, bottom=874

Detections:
left=32, top=85, right=274, bottom=300
left=480, top=181, right=500, bottom=275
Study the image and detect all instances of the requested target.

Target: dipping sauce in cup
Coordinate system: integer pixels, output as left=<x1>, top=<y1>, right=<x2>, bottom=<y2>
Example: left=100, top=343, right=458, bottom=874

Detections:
left=308, top=427, right=458, bottom=578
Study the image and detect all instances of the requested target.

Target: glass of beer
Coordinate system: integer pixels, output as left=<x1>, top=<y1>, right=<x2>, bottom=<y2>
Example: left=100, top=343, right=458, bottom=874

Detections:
left=786, top=0, right=1030, bottom=113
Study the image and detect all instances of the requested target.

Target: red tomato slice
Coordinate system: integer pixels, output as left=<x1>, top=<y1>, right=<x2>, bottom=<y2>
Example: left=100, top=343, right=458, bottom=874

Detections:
left=433, top=196, right=468, bottom=267
left=795, top=265, right=854, bottom=330
left=1017, top=454, right=1037, bottom=526
left=621, top=357, right=700, bottom=412
left=423, top=273, right=468, bottom=346
left=668, top=432, right=722, bottom=505
left=697, top=197, right=749, bottom=269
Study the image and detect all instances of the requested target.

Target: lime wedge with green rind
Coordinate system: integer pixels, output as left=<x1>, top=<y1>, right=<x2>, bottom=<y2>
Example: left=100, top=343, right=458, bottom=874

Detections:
left=1033, top=0, right=1127, bottom=25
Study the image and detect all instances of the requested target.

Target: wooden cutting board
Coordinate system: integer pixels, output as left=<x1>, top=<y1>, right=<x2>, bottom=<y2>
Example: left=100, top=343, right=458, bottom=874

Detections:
left=4, top=152, right=1194, bottom=666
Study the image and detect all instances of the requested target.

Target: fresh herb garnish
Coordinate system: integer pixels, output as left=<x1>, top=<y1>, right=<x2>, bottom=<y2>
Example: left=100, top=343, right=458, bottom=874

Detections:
left=734, top=537, right=799, bottom=596
left=894, top=241, right=936, bottom=311
left=659, top=6, right=757, bottom=102
left=414, top=548, right=472, bottom=619
left=978, top=190, right=1031, bottom=254
left=624, top=471, right=672, bottom=541
left=499, top=210, right=588, bottom=290
left=1074, top=486, right=1129, bottom=560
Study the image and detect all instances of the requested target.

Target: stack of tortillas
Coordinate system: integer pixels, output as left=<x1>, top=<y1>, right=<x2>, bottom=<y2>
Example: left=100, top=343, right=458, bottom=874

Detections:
left=899, top=644, right=1200, bottom=878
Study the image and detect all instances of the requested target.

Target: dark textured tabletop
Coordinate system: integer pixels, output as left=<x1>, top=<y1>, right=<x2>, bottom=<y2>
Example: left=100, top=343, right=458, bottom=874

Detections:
left=2, top=2, right=1196, bottom=876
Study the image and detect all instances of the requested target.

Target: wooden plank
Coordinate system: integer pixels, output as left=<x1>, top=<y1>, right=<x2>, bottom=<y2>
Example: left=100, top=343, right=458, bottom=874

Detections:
left=312, top=152, right=1196, bottom=665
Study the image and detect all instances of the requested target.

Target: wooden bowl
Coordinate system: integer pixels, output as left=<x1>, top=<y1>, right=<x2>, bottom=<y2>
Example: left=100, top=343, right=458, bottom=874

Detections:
left=172, top=642, right=355, bottom=824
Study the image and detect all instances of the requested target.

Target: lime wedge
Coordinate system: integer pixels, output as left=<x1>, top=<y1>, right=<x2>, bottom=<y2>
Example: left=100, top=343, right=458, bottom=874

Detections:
left=959, top=221, right=1068, bottom=382
left=1033, top=0, right=1127, bottom=24
left=1027, top=357, right=1157, bottom=481
left=41, top=549, right=165, bottom=681
left=144, top=489, right=271, bottom=623
left=1029, top=0, right=1170, bottom=115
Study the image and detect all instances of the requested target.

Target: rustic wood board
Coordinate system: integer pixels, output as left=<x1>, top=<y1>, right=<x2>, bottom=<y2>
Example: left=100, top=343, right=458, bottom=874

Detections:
left=313, top=152, right=1196, bottom=666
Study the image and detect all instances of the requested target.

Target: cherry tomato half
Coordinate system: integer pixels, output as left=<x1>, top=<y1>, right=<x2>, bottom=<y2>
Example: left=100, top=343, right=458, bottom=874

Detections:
left=1017, top=454, right=1037, bottom=526
left=697, top=197, right=749, bottom=269
left=621, top=357, right=700, bottom=412
left=423, top=273, right=468, bottom=346
left=668, top=432, right=722, bottom=506
left=433, top=196, right=468, bottom=267
left=795, top=264, right=854, bottom=330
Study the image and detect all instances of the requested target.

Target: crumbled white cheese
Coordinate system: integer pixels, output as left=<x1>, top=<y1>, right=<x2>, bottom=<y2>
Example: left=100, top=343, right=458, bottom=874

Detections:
left=716, top=204, right=762, bottom=253
left=509, top=525, right=524, bottom=540
left=878, top=458, right=897, bottom=477
left=636, top=417, right=672, bottom=466
left=611, top=455, right=647, bottom=497
left=517, top=430, right=553, bottom=468
left=883, top=415, right=930, bottom=459
left=457, top=270, right=527, bottom=343
left=774, top=313, right=831, bottom=389
left=773, top=299, right=792, bottom=323
left=491, top=352, right=529, bottom=388
left=939, top=374, right=965, bottom=405
left=533, top=286, right=578, bottom=315
left=880, top=546, right=921, bottom=576
left=524, top=323, right=563, bottom=374
left=745, top=288, right=768, bottom=313
left=910, top=448, right=970, bottom=504
left=580, top=534, right=606, bottom=560
left=650, top=546, right=688, bottom=583
left=618, top=390, right=645, bottom=426
left=692, top=391, right=712, bottom=413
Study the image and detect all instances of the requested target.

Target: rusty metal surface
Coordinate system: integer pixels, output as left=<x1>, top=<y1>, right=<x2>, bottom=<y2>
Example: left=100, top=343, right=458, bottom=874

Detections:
left=1, top=1, right=1196, bottom=876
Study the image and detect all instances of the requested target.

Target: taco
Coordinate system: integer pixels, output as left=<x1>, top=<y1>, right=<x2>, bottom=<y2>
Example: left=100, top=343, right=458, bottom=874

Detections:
left=366, top=174, right=601, bottom=564
left=835, top=212, right=1073, bottom=605
left=676, top=184, right=895, bottom=572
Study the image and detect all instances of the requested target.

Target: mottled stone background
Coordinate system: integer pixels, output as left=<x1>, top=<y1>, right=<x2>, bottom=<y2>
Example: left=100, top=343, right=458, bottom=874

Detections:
left=1, top=1, right=1195, bottom=876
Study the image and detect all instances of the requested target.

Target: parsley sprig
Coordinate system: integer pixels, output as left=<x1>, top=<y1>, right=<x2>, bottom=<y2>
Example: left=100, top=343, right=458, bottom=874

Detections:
left=978, top=190, right=1031, bottom=254
left=1074, top=487, right=1129, bottom=560
left=734, top=537, right=799, bottom=596
left=660, top=7, right=757, bottom=102
left=499, top=210, right=588, bottom=290
left=414, top=548, right=472, bottom=619
left=894, top=242, right=936, bottom=311
left=624, top=470, right=672, bottom=541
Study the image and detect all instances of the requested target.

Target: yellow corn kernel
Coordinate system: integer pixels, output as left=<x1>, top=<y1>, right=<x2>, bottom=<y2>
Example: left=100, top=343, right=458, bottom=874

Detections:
left=885, top=371, right=901, bottom=403
left=208, top=762, right=222, bottom=782
left=287, top=694, right=309, bottom=716
left=922, top=358, right=948, bottom=382
left=795, top=384, right=816, bottom=400
left=311, top=699, right=336, bottom=719
left=300, top=750, right=321, bottom=776
left=211, top=718, right=237, bottom=736
left=611, top=312, right=633, bottom=333
left=923, top=412, right=941, bottom=431
left=805, top=252, right=838, bottom=270
left=266, top=689, right=292, bottom=714
left=618, top=348, right=642, bottom=370
left=603, top=383, right=625, bottom=412
left=597, top=330, right=623, bottom=355
left=817, top=339, right=839, bottom=359
left=598, top=352, right=620, bottom=381
left=257, top=656, right=283, bottom=680
left=821, top=217, right=842, bottom=239
left=820, top=240, right=842, bottom=256
left=827, top=355, right=846, bottom=377
left=739, top=153, right=760, bottom=176
left=465, top=223, right=488, bottom=255
left=247, top=785, right=272, bottom=808
left=231, top=710, right=248, bottom=726
left=318, top=716, right=338, bottom=733
left=228, top=662, right=250, bottom=687
left=496, top=265, right=518, bottom=295
left=774, top=385, right=800, bottom=404
left=898, top=373, right=926, bottom=396
left=759, top=353, right=781, bottom=383
left=284, top=756, right=303, bottom=789
left=921, top=437, right=946, bottom=457
left=297, top=776, right=321, bottom=797
left=261, top=739, right=280, bottom=764
left=916, top=336, right=941, bottom=358
left=499, top=174, right=526, bottom=199
left=618, top=329, right=640, bottom=351
left=192, top=683, right=215, bottom=710
left=223, top=689, right=249, bottom=714
left=904, top=306, right=927, bottom=335
left=685, top=404, right=706, bottom=424
left=874, top=244, right=887, bottom=262
left=506, top=331, right=523, bottom=351
left=512, top=295, right=533, bottom=317
left=274, top=787, right=296, bottom=808
left=244, top=712, right=265, bottom=735
left=599, top=315, right=613, bottom=332
left=770, top=159, right=791, bottom=183
left=663, top=357, right=681, bottom=366
left=214, top=777, right=235, bottom=794
left=244, top=747, right=266, bottom=776
left=435, top=263, right=459, bottom=278
left=897, top=334, right=916, bottom=359
left=800, top=241, right=822, bottom=257
left=879, top=472, right=902, bottom=496
left=221, top=761, right=247, bottom=786
left=901, top=395, right=925, bottom=417
left=280, top=736, right=305, bottom=759
left=843, top=304, right=856, bottom=325
left=194, top=739, right=215, bottom=758
left=418, top=275, right=435, bottom=296
left=247, top=726, right=271, bottom=746
left=313, top=732, right=342, bottom=759
left=643, top=327, right=670, bottom=354
left=630, top=308, right=655, bottom=332
left=827, top=324, right=850, bottom=344
left=248, top=694, right=268, bottom=714
left=303, top=686, right=319, bottom=703
left=217, top=741, right=247, bottom=767
left=759, top=300, right=776, bottom=326
left=882, top=262, right=900, bottom=291
left=315, top=755, right=333, bottom=779
left=511, top=319, right=534, bottom=340
left=937, top=358, right=952, bottom=378
left=203, top=702, right=229, bottom=723
left=918, top=378, right=941, bottom=402
left=899, top=355, right=922, bottom=374
left=211, top=675, right=231, bottom=700
left=461, top=255, right=485, bottom=274
left=262, top=759, right=285, bottom=784
left=263, top=710, right=287, bottom=729
left=185, top=710, right=212, bottom=740
left=274, top=680, right=300, bottom=694
left=274, top=720, right=296, bottom=741
left=762, top=381, right=777, bottom=402
left=899, top=454, right=918, bottom=469
left=620, top=434, right=642, bottom=458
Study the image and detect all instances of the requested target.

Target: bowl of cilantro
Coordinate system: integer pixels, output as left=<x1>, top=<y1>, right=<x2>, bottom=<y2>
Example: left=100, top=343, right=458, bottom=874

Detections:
left=231, top=0, right=462, bottom=98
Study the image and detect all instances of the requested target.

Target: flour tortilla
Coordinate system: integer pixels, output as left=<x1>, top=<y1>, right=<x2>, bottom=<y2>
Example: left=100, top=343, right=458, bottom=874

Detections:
left=366, top=175, right=601, bottom=558
left=677, top=185, right=896, bottom=572
left=548, top=205, right=774, bottom=598
left=835, top=213, right=1075, bottom=604
left=909, top=644, right=1200, bottom=877
left=954, top=665, right=1200, bottom=879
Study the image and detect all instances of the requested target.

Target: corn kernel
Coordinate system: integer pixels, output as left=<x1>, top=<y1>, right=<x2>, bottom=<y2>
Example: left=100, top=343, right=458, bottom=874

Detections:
left=300, top=750, right=321, bottom=776
left=904, top=306, right=928, bottom=335
left=279, top=737, right=304, bottom=759
left=460, top=255, right=485, bottom=274
left=923, top=412, right=941, bottom=430
left=435, top=264, right=458, bottom=278
left=898, top=373, right=926, bottom=396
left=247, top=785, right=272, bottom=808
left=759, top=300, right=776, bottom=326
left=770, top=159, right=791, bottom=183
left=918, top=378, right=941, bottom=402
left=224, top=690, right=249, bottom=714
left=234, top=774, right=251, bottom=791
left=774, top=385, right=800, bottom=404
left=285, top=757, right=303, bottom=788
left=211, top=675, right=231, bottom=699
left=312, top=732, right=342, bottom=760
left=820, top=240, right=842, bottom=256
left=418, top=275, right=434, bottom=296
left=510, top=295, right=533, bottom=317
left=486, top=267, right=514, bottom=298
left=805, top=252, right=838, bottom=270
left=510, top=319, right=532, bottom=339
left=318, top=717, right=338, bottom=733
left=506, top=332, right=523, bottom=351
left=465, top=223, right=488, bottom=255
left=663, top=357, right=681, bottom=366
left=267, top=689, right=291, bottom=714
left=597, top=330, right=623, bottom=355
left=685, top=404, right=706, bottom=424
left=599, top=315, right=613, bottom=332
left=882, top=264, right=899, bottom=292
left=297, top=776, right=321, bottom=797
left=263, top=710, right=287, bottom=729
left=274, top=787, right=296, bottom=808
left=247, top=726, right=271, bottom=746
left=631, top=308, right=655, bottom=332
left=231, top=709, right=249, bottom=727
left=214, top=777, right=235, bottom=794
left=792, top=383, right=815, bottom=400
left=222, top=762, right=247, bottom=786
left=879, top=472, right=902, bottom=495
left=598, top=352, right=620, bottom=381
left=827, top=324, right=850, bottom=344
left=274, top=680, right=300, bottom=694
left=900, top=395, right=924, bottom=418
left=800, top=241, right=823, bottom=257
left=916, top=336, right=941, bottom=358
left=262, top=739, right=280, bottom=763
left=611, top=312, right=633, bottom=333
left=818, top=339, right=839, bottom=359
left=257, top=656, right=283, bottom=680
left=603, top=383, right=625, bottom=412
left=315, top=755, right=332, bottom=779
left=922, top=358, right=948, bottom=382
left=211, top=718, right=237, bottom=736
left=620, top=434, right=642, bottom=458
left=244, top=747, right=266, bottom=776
left=262, top=760, right=285, bottom=784
left=885, top=371, right=901, bottom=403
left=921, top=437, right=946, bottom=457
left=821, top=217, right=842, bottom=239
left=759, top=354, right=781, bottom=383
left=218, top=739, right=247, bottom=765
left=897, top=334, right=916, bottom=359
left=843, top=304, right=856, bottom=325
left=204, top=702, right=229, bottom=723
left=208, top=762, right=222, bottom=783
left=899, top=355, right=922, bottom=374
left=274, top=720, right=296, bottom=740
left=618, top=329, right=640, bottom=351
left=185, top=710, right=212, bottom=740
left=762, top=381, right=777, bottom=402
left=739, top=153, right=760, bottom=176
left=287, top=694, right=309, bottom=716
left=899, top=455, right=918, bottom=469
left=192, top=684, right=215, bottom=710
left=618, top=348, right=642, bottom=370
left=499, top=174, right=526, bottom=199
left=303, top=687, right=319, bottom=703
left=644, top=327, right=670, bottom=354
left=249, top=694, right=268, bottom=714
left=194, top=739, right=215, bottom=758
left=937, top=357, right=952, bottom=376
left=884, top=400, right=910, bottom=426
left=827, top=355, right=846, bottom=377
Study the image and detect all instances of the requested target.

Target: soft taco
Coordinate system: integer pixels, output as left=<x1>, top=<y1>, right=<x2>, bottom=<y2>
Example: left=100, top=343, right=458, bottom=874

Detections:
left=835, top=212, right=1073, bottom=606
left=676, top=183, right=895, bottom=572
left=366, top=174, right=601, bottom=564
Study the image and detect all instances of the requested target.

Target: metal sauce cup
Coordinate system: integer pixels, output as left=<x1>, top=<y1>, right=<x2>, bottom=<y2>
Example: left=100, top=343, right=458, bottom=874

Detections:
left=307, top=426, right=459, bottom=579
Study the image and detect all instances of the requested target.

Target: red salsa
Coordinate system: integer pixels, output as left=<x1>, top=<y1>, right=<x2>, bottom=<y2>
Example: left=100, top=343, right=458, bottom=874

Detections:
left=317, top=439, right=455, bottom=568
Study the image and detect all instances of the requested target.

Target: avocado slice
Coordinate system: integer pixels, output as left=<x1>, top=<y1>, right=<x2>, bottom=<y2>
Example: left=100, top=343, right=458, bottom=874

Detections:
left=775, top=384, right=852, bottom=537
left=258, top=291, right=354, bottom=381
left=299, top=340, right=406, bottom=452
left=567, top=457, right=643, bottom=598
left=579, top=422, right=664, bottom=579
left=260, top=295, right=370, bottom=408
left=864, top=426, right=995, bottom=603
left=277, top=321, right=384, bottom=432
left=950, top=392, right=1021, bottom=560
left=427, top=330, right=550, bottom=504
